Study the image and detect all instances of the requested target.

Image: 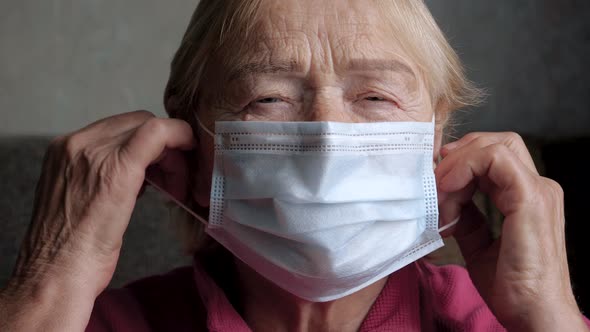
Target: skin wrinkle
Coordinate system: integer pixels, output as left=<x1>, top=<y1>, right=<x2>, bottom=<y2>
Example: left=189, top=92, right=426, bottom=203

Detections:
left=227, top=59, right=416, bottom=85
left=228, top=60, right=303, bottom=82
left=199, top=13, right=428, bottom=124
left=191, top=2, right=437, bottom=331
left=202, top=48, right=426, bottom=123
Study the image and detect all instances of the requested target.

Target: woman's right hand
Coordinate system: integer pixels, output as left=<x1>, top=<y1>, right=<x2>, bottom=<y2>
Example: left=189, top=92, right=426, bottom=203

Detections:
left=0, top=111, right=195, bottom=332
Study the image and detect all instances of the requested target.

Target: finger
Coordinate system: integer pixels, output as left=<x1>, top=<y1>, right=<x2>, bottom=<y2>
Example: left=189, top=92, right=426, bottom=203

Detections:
left=442, top=132, right=538, bottom=174
left=436, top=143, right=536, bottom=215
left=145, top=149, right=190, bottom=202
left=72, top=110, right=156, bottom=138
left=437, top=181, right=477, bottom=237
left=121, top=118, right=196, bottom=171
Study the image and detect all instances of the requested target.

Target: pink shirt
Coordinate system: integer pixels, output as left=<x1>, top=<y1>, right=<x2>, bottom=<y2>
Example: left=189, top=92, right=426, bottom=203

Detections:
left=86, top=258, right=589, bottom=331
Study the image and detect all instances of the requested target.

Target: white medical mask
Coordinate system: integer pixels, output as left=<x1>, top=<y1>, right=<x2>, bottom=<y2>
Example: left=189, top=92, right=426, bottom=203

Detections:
left=147, top=117, right=457, bottom=302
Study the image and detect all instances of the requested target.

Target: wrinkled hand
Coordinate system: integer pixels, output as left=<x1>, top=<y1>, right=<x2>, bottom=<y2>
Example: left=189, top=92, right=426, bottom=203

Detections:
left=0, top=111, right=194, bottom=331
left=436, top=132, right=587, bottom=331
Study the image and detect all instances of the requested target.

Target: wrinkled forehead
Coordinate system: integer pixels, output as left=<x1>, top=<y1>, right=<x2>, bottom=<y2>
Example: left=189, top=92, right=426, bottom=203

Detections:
left=214, top=0, right=417, bottom=77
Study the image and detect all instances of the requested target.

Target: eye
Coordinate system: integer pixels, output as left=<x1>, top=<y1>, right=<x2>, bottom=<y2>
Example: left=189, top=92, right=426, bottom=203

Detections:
left=245, top=95, right=298, bottom=120
left=364, top=96, right=386, bottom=102
left=256, top=97, right=282, bottom=104
left=354, top=93, right=401, bottom=113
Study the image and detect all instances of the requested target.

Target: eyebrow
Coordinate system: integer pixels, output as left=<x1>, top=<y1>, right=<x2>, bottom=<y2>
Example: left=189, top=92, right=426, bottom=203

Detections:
left=347, top=59, right=416, bottom=78
left=227, top=58, right=416, bottom=81
left=228, top=61, right=302, bottom=81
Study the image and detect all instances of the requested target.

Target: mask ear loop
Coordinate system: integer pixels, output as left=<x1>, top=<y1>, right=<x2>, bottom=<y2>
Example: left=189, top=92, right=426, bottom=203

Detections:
left=152, top=114, right=452, bottom=231
left=438, top=216, right=460, bottom=233
left=195, top=113, right=215, bottom=138
left=431, top=112, right=460, bottom=234
left=147, top=180, right=459, bottom=232
left=145, top=177, right=209, bottom=226
left=144, top=113, right=215, bottom=226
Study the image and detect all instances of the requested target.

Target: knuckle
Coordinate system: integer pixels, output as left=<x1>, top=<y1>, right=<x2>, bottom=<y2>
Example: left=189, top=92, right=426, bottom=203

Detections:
left=50, top=132, right=99, bottom=167
left=131, top=110, right=155, bottom=119
left=542, top=177, right=564, bottom=200
left=462, top=132, right=482, bottom=141
left=485, top=143, right=521, bottom=171
left=471, top=135, right=492, bottom=147
left=62, top=134, right=84, bottom=157
left=486, top=142, right=510, bottom=157
left=503, top=131, right=524, bottom=145
left=96, top=159, right=119, bottom=188
left=141, top=117, right=168, bottom=138
left=79, top=145, right=99, bottom=166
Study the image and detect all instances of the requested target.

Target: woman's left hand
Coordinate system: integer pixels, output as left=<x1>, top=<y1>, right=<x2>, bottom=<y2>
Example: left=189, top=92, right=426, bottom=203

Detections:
left=435, top=132, right=588, bottom=331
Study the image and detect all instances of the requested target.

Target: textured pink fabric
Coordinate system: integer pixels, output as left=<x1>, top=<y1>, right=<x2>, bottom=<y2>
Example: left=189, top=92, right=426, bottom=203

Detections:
left=87, top=259, right=590, bottom=331
left=192, top=260, right=251, bottom=332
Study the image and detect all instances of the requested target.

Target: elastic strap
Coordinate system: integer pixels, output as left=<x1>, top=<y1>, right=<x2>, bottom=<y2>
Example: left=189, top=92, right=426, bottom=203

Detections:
left=195, top=114, right=215, bottom=138
left=147, top=176, right=458, bottom=233
left=145, top=177, right=209, bottom=226
left=438, top=216, right=459, bottom=233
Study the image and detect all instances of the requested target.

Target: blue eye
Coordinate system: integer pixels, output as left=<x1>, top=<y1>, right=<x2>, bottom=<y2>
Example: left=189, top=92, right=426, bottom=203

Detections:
left=256, top=97, right=281, bottom=104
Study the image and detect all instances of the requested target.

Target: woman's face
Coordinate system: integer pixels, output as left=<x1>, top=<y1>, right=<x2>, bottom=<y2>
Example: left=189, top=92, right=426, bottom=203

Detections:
left=191, top=0, right=438, bottom=206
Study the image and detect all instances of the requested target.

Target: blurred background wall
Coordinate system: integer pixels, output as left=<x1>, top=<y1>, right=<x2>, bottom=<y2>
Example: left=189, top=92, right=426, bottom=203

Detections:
left=0, top=0, right=195, bottom=136
left=427, top=1, right=590, bottom=138
left=1, top=0, right=589, bottom=313
left=1, top=0, right=588, bottom=137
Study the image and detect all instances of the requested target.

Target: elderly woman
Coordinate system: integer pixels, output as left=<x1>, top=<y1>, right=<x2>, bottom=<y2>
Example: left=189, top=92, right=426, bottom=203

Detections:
left=1, top=1, right=589, bottom=331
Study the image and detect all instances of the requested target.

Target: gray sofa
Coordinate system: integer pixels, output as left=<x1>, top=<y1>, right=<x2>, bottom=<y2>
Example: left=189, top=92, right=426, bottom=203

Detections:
left=0, top=137, right=190, bottom=289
